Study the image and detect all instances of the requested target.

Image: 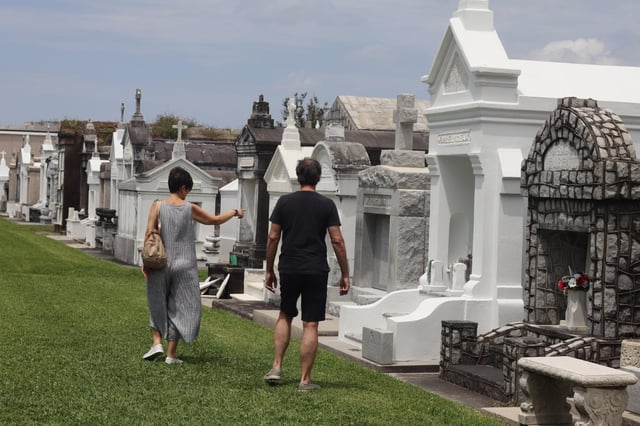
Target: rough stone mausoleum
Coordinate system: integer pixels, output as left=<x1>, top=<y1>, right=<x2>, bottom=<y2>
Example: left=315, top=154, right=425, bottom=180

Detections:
left=521, top=97, right=640, bottom=339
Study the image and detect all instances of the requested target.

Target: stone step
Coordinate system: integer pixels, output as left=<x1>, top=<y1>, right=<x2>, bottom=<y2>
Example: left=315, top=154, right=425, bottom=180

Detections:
left=230, top=293, right=263, bottom=302
left=344, top=332, right=363, bottom=345
left=351, top=286, right=387, bottom=305
left=440, top=364, right=510, bottom=403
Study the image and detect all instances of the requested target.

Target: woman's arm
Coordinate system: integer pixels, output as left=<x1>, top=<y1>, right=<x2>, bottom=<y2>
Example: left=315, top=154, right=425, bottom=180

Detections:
left=191, top=203, right=244, bottom=225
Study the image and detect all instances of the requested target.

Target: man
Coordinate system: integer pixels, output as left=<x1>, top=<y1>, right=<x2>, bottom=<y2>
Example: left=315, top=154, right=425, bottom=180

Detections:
left=263, top=157, right=350, bottom=391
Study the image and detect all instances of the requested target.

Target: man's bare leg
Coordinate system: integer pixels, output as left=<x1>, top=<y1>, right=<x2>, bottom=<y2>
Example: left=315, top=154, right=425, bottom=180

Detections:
left=272, top=311, right=292, bottom=370
left=300, top=321, right=319, bottom=384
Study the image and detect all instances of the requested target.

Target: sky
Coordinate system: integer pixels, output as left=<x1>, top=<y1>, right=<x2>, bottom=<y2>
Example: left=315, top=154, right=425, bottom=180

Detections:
left=1, top=0, right=640, bottom=130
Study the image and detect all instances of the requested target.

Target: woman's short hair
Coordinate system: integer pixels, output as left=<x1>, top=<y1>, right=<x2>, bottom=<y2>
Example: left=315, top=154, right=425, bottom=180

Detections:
left=168, top=166, right=193, bottom=193
left=296, top=157, right=322, bottom=186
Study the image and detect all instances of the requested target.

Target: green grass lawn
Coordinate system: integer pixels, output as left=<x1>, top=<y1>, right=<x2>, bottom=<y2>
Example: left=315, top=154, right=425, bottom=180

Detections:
left=0, top=218, right=506, bottom=425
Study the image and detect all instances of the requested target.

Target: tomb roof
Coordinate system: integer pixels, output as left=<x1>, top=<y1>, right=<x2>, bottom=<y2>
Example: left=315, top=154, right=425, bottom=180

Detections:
left=512, top=59, right=640, bottom=104
left=242, top=126, right=427, bottom=152
left=142, top=139, right=237, bottom=186
left=425, top=1, right=640, bottom=106
left=331, top=96, right=429, bottom=132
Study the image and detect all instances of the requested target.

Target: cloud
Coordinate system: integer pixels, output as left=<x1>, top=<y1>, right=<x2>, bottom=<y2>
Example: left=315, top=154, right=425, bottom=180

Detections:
left=351, top=45, right=393, bottom=62
left=528, top=38, right=620, bottom=65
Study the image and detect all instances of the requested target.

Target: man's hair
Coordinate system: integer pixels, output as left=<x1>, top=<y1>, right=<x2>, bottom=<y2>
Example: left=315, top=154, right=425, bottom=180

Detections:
left=296, top=157, right=321, bottom=186
left=168, top=166, right=193, bottom=193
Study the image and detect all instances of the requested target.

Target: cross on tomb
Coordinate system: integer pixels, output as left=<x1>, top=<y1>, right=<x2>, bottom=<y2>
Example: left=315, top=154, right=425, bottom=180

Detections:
left=171, top=120, right=188, bottom=160
left=393, top=94, right=418, bottom=151
left=172, top=120, right=188, bottom=142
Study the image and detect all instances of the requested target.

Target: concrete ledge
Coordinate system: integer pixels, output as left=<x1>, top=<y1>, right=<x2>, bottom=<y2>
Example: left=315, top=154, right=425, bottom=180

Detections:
left=319, top=336, right=439, bottom=373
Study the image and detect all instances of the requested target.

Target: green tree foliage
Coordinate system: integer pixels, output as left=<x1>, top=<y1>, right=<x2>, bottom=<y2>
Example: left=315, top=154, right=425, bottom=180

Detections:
left=151, top=114, right=198, bottom=139
left=281, top=93, right=329, bottom=128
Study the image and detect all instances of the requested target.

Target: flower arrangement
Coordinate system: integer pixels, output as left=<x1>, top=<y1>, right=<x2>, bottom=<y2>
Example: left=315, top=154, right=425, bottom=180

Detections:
left=557, top=268, right=589, bottom=292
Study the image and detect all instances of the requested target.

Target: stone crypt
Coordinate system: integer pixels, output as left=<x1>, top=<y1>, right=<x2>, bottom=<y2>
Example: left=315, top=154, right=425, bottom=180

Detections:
left=522, top=97, right=640, bottom=338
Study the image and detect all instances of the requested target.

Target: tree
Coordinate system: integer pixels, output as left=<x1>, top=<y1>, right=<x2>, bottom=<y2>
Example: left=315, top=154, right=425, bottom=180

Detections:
left=151, top=114, right=198, bottom=139
left=280, top=93, right=329, bottom=128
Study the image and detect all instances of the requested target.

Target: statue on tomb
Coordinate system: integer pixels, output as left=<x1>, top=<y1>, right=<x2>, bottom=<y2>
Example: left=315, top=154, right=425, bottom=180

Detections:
left=286, top=97, right=296, bottom=127
left=135, top=89, right=141, bottom=114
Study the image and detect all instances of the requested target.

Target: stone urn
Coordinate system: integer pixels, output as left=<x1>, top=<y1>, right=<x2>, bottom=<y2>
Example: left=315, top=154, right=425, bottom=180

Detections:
left=565, top=289, right=588, bottom=331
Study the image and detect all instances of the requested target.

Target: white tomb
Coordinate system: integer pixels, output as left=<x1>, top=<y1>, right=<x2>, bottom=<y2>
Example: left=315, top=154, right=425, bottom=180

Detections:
left=84, top=138, right=108, bottom=248
left=339, top=0, right=640, bottom=363
left=113, top=125, right=221, bottom=266
left=109, top=104, right=126, bottom=212
left=32, top=125, right=56, bottom=223
left=15, top=134, right=41, bottom=221
left=217, top=178, right=239, bottom=263
left=66, top=207, right=85, bottom=241
left=113, top=158, right=220, bottom=266
left=0, top=150, right=9, bottom=212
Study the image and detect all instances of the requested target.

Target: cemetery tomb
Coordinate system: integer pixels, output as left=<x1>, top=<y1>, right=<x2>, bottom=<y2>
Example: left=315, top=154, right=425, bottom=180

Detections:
left=522, top=97, right=640, bottom=338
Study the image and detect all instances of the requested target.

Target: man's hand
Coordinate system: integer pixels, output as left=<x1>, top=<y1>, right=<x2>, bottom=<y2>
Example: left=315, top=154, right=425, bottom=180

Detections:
left=265, top=271, right=278, bottom=293
left=339, top=276, right=350, bottom=296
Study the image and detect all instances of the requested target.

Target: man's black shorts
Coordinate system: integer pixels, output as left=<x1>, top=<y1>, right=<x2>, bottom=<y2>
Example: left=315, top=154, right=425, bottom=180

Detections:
left=279, top=272, right=328, bottom=322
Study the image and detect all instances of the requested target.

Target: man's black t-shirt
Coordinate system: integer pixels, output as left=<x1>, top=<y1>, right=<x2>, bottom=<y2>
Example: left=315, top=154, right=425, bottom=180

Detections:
left=270, top=191, right=341, bottom=274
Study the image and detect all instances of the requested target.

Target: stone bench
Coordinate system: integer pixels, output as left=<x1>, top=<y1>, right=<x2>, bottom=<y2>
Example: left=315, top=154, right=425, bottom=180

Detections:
left=518, top=356, right=637, bottom=426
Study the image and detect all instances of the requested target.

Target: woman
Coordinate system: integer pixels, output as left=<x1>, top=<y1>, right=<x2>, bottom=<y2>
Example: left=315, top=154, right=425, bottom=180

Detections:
left=141, top=166, right=244, bottom=364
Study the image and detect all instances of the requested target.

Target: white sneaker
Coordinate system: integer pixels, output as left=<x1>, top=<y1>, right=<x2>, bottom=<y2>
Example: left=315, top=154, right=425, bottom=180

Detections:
left=165, top=357, right=184, bottom=365
left=143, top=344, right=164, bottom=360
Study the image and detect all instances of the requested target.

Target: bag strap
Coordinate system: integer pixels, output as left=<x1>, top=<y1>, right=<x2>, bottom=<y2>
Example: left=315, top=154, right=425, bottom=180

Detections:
left=153, top=200, right=162, bottom=232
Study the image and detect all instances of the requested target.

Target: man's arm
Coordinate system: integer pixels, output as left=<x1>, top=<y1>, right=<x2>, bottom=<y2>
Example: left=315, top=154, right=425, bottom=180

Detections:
left=264, top=223, right=282, bottom=293
left=328, top=225, right=350, bottom=295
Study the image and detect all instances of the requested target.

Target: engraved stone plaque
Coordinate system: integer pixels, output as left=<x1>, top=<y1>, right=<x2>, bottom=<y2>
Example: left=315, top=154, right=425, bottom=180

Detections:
left=239, top=156, right=255, bottom=169
left=364, top=194, right=391, bottom=209
left=437, top=131, right=471, bottom=146
left=544, top=142, right=579, bottom=170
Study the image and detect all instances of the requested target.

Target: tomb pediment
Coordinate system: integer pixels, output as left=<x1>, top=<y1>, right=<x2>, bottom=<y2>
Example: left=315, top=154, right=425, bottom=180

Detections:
left=264, top=154, right=289, bottom=185
left=120, top=157, right=219, bottom=193
left=444, top=53, right=468, bottom=94
left=422, top=4, right=519, bottom=106
left=264, top=145, right=313, bottom=193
